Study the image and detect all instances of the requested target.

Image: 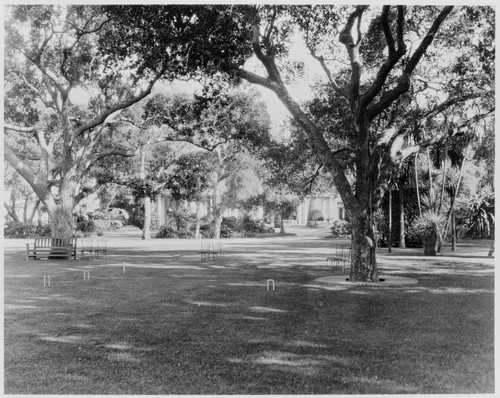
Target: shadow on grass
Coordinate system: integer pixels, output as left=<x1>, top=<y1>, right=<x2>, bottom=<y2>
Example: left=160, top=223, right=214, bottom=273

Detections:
left=3, top=238, right=495, bottom=394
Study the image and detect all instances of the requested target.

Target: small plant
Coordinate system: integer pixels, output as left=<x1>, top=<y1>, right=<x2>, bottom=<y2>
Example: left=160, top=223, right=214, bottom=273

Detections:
left=412, top=209, right=446, bottom=255
left=330, top=220, right=352, bottom=239
left=156, top=226, right=177, bottom=238
left=75, top=217, right=96, bottom=235
left=4, top=223, right=51, bottom=238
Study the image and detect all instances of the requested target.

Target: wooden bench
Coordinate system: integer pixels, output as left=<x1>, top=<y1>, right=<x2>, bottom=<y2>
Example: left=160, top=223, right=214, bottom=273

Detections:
left=26, top=237, right=78, bottom=260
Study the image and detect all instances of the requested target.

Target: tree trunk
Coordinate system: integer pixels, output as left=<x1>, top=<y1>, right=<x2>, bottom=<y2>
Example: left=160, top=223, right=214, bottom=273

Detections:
left=213, top=207, right=223, bottom=239
left=306, top=197, right=313, bottom=226
left=415, top=153, right=422, bottom=217
left=194, top=200, right=202, bottom=240
left=142, top=197, right=151, bottom=240
left=350, top=211, right=379, bottom=282
left=7, top=190, right=19, bottom=223
left=28, top=199, right=41, bottom=224
left=388, top=187, right=392, bottom=253
left=439, top=157, right=447, bottom=212
left=427, top=147, right=434, bottom=198
left=37, top=208, right=43, bottom=226
left=439, top=153, right=467, bottom=253
left=451, top=209, right=456, bottom=251
left=23, top=196, right=30, bottom=223
left=49, top=205, right=74, bottom=238
left=280, top=210, right=285, bottom=234
left=48, top=178, right=79, bottom=238
left=399, top=186, right=406, bottom=248
left=4, top=202, right=20, bottom=224
left=140, top=148, right=151, bottom=240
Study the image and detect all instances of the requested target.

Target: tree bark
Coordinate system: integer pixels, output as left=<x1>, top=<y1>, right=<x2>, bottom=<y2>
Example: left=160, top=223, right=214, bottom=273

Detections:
left=212, top=187, right=223, bottom=239
left=427, top=147, right=434, bottom=198
left=415, top=153, right=422, bottom=216
left=451, top=209, right=456, bottom=251
left=350, top=210, right=379, bottom=282
left=194, top=200, right=202, bottom=240
left=140, top=147, right=151, bottom=240
left=4, top=202, right=20, bottom=224
left=399, top=186, right=406, bottom=248
left=388, top=187, right=392, bottom=253
left=142, top=197, right=152, bottom=240
left=28, top=199, right=41, bottom=224
left=213, top=208, right=223, bottom=239
left=280, top=210, right=285, bottom=234
left=23, top=197, right=30, bottom=223
left=439, top=154, right=467, bottom=252
left=48, top=206, right=74, bottom=238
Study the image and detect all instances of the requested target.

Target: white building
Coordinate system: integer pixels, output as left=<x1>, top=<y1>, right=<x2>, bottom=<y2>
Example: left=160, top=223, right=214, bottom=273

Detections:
left=293, top=194, right=347, bottom=225
left=156, top=190, right=345, bottom=227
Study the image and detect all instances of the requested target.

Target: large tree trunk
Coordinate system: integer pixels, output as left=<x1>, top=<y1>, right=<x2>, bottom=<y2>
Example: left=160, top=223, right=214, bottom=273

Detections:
left=48, top=178, right=79, bottom=238
left=213, top=208, right=223, bottom=239
left=48, top=205, right=74, bottom=238
left=350, top=210, right=379, bottom=282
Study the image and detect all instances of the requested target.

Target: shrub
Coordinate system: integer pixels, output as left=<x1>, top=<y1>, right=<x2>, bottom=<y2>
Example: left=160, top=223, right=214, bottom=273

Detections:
left=199, top=224, right=214, bottom=239
left=75, top=217, right=95, bottom=235
left=239, top=215, right=271, bottom=237
left=330, top=220, right=352, bottom=238
left=405, top=226, right=423, bottom=248
left=4, top=223, right=51, bottom=238
left=176, top=228, right=195, bottom=239
left=220, top=217, right=241, bottom=238
left=156, top=226, right=177, bottom=238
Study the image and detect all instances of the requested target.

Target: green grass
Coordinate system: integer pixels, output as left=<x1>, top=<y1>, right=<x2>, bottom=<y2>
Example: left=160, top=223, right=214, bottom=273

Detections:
left=3, top=239, right=495, bottom=394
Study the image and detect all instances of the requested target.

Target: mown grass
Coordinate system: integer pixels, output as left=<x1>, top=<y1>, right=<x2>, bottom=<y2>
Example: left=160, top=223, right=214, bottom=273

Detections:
left=3, top=240, right=494, bottom=394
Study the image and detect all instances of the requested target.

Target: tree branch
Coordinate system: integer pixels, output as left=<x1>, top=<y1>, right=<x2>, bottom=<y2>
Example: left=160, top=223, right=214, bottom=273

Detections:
left=366, top=6, right=454, bottom=120
left=75, top=67, right=166, bottom=137
left=361, top=6, right=407, bottom=109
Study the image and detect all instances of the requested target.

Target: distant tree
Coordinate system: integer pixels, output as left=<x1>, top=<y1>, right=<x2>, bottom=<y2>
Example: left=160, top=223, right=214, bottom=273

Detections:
left=164, top=152, right=213, bottom=240
left=144, top=79, right=272, bottom=238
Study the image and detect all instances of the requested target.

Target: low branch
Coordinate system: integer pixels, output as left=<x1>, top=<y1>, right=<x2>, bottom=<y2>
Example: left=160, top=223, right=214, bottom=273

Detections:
left=4, top=143, right=48, bottom=200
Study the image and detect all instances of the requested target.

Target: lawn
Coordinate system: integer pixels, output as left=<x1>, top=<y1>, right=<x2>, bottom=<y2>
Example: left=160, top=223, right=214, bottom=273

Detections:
left=3, top=232, right=495, bottom=394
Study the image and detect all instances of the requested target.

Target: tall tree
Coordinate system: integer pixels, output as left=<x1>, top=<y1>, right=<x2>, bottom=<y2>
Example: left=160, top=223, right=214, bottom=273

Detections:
left=105, top=5, right=494, bottom=281
left=4, top=5, right=251, bottom=237
left=3, top=6, right=164, bottom=236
